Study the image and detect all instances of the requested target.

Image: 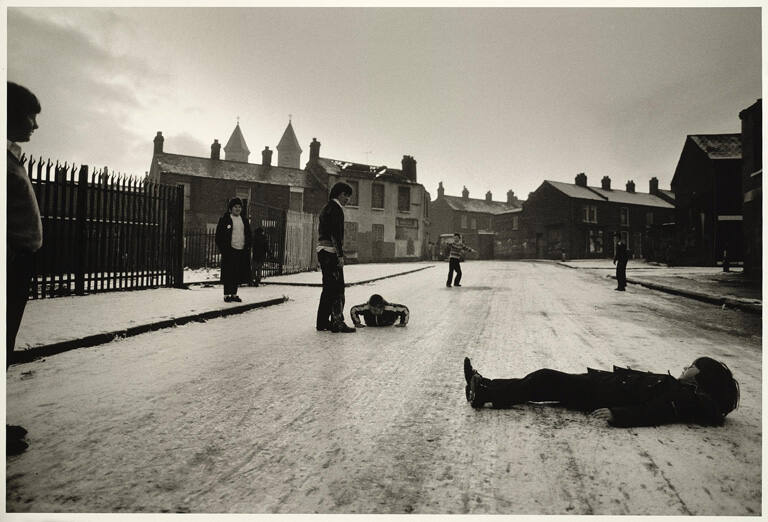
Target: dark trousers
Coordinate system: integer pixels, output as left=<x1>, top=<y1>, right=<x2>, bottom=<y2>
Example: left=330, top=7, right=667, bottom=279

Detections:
left=447, top=257, right=462, bottom=285
left=7, top=253, right=33, bottom=368
left=252, top=260, right=264, bottom=285
left=316, top=250, right=345, bottom=328
left=484, top=369, right=594, bottom=408
left=221, top=248, right=247, bottom=295
left=616, top=261, right=627, bottom=289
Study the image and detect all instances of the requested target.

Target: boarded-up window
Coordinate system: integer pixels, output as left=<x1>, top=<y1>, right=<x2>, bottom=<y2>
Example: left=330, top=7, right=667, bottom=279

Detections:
left=344, top=221, right=358, bottom=253
left=398, top=186, right=410, bottom=212
left=372, top=223, right=385, bottom=241
left=372, top=183, right=385, bottom=209
left=395, top=217, right=418, bottom=240
left=346, top=180, right=359, bottom=206
left=289, top=187, right=303, bottom=212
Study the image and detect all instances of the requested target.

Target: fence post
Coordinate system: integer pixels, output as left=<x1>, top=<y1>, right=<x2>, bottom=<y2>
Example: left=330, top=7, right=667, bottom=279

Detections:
left=173, top=185, right=185, bottom=288
left=74, top=165, right=89, bottom=295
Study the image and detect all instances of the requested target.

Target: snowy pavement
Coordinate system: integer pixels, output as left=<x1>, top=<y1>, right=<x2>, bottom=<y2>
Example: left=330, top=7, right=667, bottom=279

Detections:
left=5, top=260, right=761, bottom=515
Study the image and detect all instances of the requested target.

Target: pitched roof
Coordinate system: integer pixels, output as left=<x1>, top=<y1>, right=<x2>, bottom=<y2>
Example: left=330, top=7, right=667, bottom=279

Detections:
left=153, top=152, right=317, bottom=188
left=441, top=195, right=520, bottom=215
left=277, top=121, right=302, bottom=152
left=315, top=157, right=420, bottom=185
left=224, top=123, right=250, bottom=153
left=689, top=134, right=741, bottom=160
left=545, top=180, right=674, bottom=208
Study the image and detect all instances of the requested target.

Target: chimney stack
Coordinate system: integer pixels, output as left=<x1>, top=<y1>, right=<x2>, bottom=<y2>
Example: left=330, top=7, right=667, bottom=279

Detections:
left=601, top=176, right=611, bottom=190
left=437, top=181, right=445, bottom=198
left=575, top=172, right=587, bottom=187
left=649, top=177, right=659, bottom=195
left=507, top=190, right=515, bottom=205
left=309, top=138, right=321, bottom=163
left=485, top=190, right=492, bottom=202
left=154, top=131, right=164, bottom=154
left=626, top=180, right=635, bottom=193
left=462, top=186, right=469, bottom=199
left=262, top=146, right=273, bottom=167
left=211, top=139, right=221, bottom=160
left=401, top=155, right=417, bottom=182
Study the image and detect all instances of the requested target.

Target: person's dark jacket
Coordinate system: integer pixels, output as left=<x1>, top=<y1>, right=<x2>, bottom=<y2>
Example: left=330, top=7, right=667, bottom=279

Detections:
left=252, top=232, right=271, bottom=263
left=614, top=242, right=629, bottom=264
left=215, top=212, right=252, bottom=253
left=573, top=366, right=723, bottom=427
left=318, top=200, right=345, bottom=257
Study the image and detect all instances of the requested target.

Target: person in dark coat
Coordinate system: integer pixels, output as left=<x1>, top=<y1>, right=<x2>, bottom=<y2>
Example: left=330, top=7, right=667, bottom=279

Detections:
left=215, top=198, right=252, bottom=302
left=350, top=294, right=409, bottom=327
left=316, top=181, right=355, bottom=333
left=251, top=227, right=272, bottom=287
left=613, top=233, right=630, bottom=291
left=6, top=82, right=43, bottom=455
left=463, top=356, right=739, bottom=427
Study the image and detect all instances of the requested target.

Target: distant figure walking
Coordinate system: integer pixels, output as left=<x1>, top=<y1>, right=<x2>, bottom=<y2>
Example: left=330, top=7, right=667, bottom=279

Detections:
left=613, top=234, right=630, bottom=291
left=446, top=233, right=476, bottom=287
left=7, top=81, right=43, bottom=455
left=215, top=198, right=252, bottom=302
left=251, top=227, right=272, bottom=287
left=316, top=182, right=356, bottom=333
left=464, top=356, right=739, bottom=427
left=350, top=294, right=409, bottom=327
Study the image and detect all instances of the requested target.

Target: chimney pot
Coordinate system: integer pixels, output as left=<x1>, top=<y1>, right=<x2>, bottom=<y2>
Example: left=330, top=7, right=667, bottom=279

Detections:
left=401, top=155, right=417, bottom=182
left=153, top=131, right=164, bottom=154
left=262, top=146, right=273, bottom=167
left=309, top=138, right=321, bottom=163
left=437, top=181, right=445, bottom=198
left=601, top=176, right=611, bottom=190
left=485, top=190, right=492, bottom=202
left=462, top=186, right=469, bottom=199
left=211, top=139, right=221, bottom=160
left=575, top=172, right=587, bottom=187
left=649, top=177, right=659, bottom=195
left=507, top=190, right=515, bottom=205
left=626, top=180, right=635, bottom=193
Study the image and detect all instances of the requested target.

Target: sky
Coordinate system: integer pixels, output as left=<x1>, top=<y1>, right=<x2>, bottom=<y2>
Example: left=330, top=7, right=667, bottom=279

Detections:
left=6, top=5, right=762, bottom=202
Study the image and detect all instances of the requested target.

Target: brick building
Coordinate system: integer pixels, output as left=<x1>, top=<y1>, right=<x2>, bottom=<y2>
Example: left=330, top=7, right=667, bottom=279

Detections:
left=428, top=182, right=522, bottom=259
left=496, top=173, right=675, bottom=260
left=147, top=122, right=327, bottom=232
left=306, top=139, right=430, bottom=262
left=739, top=100, right=762, bottom=279
left=671, top=134, right=743, bottom=265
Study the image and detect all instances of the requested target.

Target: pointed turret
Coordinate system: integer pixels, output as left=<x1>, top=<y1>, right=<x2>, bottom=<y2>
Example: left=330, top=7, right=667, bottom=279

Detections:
left=224, top=122, right=250, bottom=163
left=277, top=120, right=302, bottom=169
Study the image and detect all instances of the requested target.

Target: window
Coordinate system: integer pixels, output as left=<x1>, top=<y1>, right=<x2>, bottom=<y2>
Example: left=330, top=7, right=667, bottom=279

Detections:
left=344, top=221, right=358, bottom=253
left=512, top=215, right=519, bottom=231
left=620, top=207, right=629, bottom=226
left=583, top=204, right=597, bottom=223
left=346, top=180, right=359, bottom=206
left=372, top=223, right=385, bottom=242
left=178, top=182, right=191, bottom=211
left=461, top=215, right=468, bottom=229
left=587, top=229, right=604, bottom=254
left=395, top=217, right=418, bottom=240
left=471, top=217, right=477, bottom=230
left=398, top=186, right=410, bottom=212
left=236, top=186, right=250, bottom=211
left=646, top=212, right=653, bottom=225
left=371, top=183, right=385, bottom=209
left=424, top=191, right=429, bottom=218
left=289, top=187, right=303, bottom=212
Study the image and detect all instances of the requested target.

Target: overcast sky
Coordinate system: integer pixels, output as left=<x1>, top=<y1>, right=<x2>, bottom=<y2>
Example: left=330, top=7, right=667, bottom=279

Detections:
left=7, top=6, right=761, bottom=201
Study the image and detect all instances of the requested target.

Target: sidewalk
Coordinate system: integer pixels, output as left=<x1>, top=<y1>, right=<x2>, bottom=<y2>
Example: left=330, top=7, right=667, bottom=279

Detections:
left=558, top=259, right=762, bottom=314
left=12, top=263, right=435, bottom=364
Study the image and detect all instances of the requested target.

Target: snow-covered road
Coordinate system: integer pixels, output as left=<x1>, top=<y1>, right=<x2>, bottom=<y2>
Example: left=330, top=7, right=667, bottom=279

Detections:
left=6, top=261, right=761, bottom=514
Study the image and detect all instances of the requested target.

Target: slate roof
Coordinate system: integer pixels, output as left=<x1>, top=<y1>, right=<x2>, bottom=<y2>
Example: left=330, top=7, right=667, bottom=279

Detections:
left=441, top=195, right=520, bottom=215
left=277, top=121, right=302, bottom=152
left=153, top=152, right=317, bottom=189
left=689, top=134, right=741, bottom=160
left=315, top=157, right=419, bottom=185
left=545, top=180, right=674, bottom=208
left=224, top=123, right=250, bottom=154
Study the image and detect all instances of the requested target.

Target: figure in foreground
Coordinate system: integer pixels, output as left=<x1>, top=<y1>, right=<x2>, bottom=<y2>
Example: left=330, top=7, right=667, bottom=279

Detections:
left=350, top=294, right=409, bottom=327
left=463, top=357, right=739, bottom=427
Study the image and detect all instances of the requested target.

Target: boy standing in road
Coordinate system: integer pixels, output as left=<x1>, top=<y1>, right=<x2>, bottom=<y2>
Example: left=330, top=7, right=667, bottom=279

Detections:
left=446, top=233, right=476, bottom=287
left=316, top=182, right=355, bottom=333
